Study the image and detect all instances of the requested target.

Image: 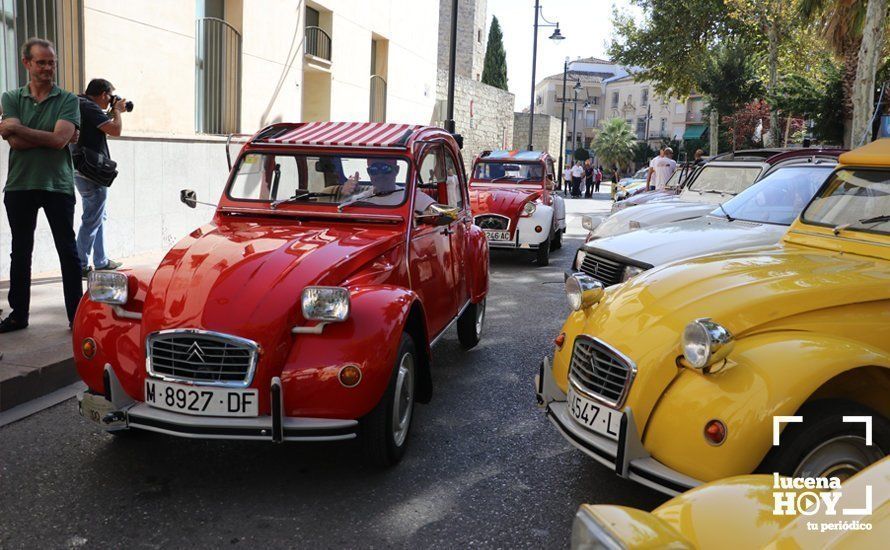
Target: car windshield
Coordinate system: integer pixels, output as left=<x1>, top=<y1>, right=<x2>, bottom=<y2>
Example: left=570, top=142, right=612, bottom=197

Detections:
left=802, top=169, right=890, bottom=236
left=472, top=162, right=543, bottom=183
left=687, top=165, right=763, bottom=194
left=227, top=153, right=417, bottom=208
left=715, top=165, right=834, bottom=225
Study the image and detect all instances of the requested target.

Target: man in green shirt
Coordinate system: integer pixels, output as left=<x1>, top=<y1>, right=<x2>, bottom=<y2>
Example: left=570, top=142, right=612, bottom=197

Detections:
left=0, top=38, right=82, bottom=332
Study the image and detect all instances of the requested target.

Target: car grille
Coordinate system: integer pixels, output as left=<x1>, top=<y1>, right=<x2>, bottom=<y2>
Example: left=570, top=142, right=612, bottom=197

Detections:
left=569, top=337, right=634, bottom=407
left=147, top=331, right=258, bottom=387
left=579, top=253, right=626, bottom=286
left=474, top=214, right=510, bottom=231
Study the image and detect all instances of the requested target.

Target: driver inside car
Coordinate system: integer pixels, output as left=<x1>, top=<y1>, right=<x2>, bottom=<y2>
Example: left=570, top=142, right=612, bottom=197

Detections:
left=340, top=158, right=436, bottom=214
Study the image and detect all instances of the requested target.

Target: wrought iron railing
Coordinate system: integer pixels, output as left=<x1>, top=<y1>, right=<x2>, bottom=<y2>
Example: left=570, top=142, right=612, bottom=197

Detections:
left=195, top=17, right=241, bottom=134
left=1, top=0, right=83, bottom=92
left=369, top=74, right=386, bottom=123
left=304, top=26, right=331, bottom=61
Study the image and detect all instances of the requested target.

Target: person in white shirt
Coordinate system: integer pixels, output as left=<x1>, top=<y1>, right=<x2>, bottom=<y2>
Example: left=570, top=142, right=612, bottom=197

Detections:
left=570, top=161, right=584, bottom=198
left=563, top=165, right=572, bottom=193
left=646, top=147, right=677, bottom=192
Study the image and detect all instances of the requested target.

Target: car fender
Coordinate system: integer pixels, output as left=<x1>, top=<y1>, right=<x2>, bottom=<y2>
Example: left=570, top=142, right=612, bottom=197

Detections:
left=643, top=331, right=890, bottom=482
left=550, top=194, right=567, bottom=231
left=73, top=265, right=155, bottom=401
left=279, top=285, right=431, bottom=419
left=466, top=224, right=490, bottom=303
left=517, top=203, right=554, bottom=245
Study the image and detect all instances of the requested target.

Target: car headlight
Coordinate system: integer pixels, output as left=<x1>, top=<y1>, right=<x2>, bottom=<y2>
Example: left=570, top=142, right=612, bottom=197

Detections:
left=88, top=271, right=128, bottom=305
left=565, top=274, right=604, bottom=311
left=301, top=286, right=350, bottom=322
left=581, top=215, right=602, bottom=232
left=522, top=201, right=537, bottom=216
left=574, top=249, right=587, bottom=270
left=571, top=507, right=622, bottom=550
left=621, top=265, right=645, bottom=282
left=682, top=318, right=734, bottom=372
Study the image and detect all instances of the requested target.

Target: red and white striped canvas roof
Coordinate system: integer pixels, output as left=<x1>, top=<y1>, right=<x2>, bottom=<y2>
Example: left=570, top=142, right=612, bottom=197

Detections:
left=261, top=122, right=424, bottom=148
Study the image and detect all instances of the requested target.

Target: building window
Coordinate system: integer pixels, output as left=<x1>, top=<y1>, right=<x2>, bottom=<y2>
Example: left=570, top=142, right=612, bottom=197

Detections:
left=585, top=111, right=596, bottom=127
left=589, top=96, right=598, bottom=106
left=641, top=88, right=648, bottom=106
left=660, top=118, right=666, bottom=134
left=477, top=29, right=481, bottom=43
left=370, top=37, right=388, bottom=123
left=636, top=117, right=646, bottom=139
left=612, top=91, right=619, bottom=107
left=1, top=0, right=84, bottom=93
left=196, top=1, right=242, bottom=133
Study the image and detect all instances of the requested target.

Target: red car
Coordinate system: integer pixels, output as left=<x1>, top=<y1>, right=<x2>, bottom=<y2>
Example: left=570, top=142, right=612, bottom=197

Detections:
left=469, top=150, right=566, bottom=266
left=75, top=122, right=489, bottom=465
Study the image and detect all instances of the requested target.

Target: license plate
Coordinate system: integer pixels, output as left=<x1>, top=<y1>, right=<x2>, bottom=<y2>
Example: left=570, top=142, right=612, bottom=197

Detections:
left=145, top=379, right=259, bottom=417
left=567, top=387, right=622, bottom=440
left=484, top=230, right=511, bottom=242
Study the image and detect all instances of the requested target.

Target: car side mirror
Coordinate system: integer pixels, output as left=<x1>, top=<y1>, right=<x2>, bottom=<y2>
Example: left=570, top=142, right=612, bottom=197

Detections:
left=181, top=189, right=197, bottom=209
left=545, top=178, right=555, bottom=191
left=581, top=215, right=603, bottom=231
left=417, top=204, right=459, bottom=227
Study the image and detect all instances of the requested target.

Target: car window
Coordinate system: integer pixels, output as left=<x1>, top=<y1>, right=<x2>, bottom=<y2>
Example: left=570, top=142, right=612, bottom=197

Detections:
left=717, top=166, right=834, bottom=225
left=417, top=146, right=447, bottom=205
left=472, top=161, right=543, bottom=182
left=227, top=153, right=409, bottom=208
left=687, top=165, right=763, bottom=194
left=443, top=151, right=464, bottom=208
left=802, top=169, right=890, bottom=236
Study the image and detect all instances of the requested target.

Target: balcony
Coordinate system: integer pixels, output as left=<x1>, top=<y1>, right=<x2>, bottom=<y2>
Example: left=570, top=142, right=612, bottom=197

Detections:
left=686, top=112, right=704, bottom=123
left=304, top=26, right=332, bottom=72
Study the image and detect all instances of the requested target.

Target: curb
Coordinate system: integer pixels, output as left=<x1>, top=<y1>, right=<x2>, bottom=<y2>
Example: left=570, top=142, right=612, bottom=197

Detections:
left=0, top=356, right=78, bottom=411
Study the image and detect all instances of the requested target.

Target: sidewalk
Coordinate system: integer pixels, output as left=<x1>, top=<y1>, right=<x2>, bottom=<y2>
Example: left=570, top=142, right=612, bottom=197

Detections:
left=0, top=250, right=165, bottom=411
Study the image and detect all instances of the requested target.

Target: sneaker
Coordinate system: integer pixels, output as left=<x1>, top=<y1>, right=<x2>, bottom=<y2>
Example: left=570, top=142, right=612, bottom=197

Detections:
left=81, top=265, right=93, bottom=278
left=96, top=259, right=122, bottom=270
left=0, top=315, right=28, bottom=333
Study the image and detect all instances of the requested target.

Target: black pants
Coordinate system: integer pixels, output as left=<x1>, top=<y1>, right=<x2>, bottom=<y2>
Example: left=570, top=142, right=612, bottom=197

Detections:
left=584, top=178, right=592, bottom=198
left=571, top=176, right=581, bottom=197
left=594, top=180, right=601, bottom=193
left=4, top=190, right=83, bottom=323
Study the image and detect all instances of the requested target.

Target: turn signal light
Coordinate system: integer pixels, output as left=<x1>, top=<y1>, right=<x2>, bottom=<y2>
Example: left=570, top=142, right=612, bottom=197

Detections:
left=534, top=225, right=543, bottom=233
left=704, top=419, right=727, bottom=446
left=339, top=365, right=362, bottom=388
left=81, top=338, right=97, bottom=359
left=554, top=332, right=566, bottom=349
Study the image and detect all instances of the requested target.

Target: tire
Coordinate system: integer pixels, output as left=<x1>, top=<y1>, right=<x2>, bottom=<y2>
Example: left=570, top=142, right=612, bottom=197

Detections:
left=457, top=298, right=485, bottom=349
left=758, top=400, right=890, bottom=480
left=361, top=334, right=417, bottom=467
left=550, top=229, right=563, bottom=251
left=535, top=235, right=551, bottom=266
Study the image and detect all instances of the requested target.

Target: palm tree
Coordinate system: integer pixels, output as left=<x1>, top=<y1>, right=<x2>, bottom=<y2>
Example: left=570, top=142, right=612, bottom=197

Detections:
left=591, top=118, right=637, bottom=179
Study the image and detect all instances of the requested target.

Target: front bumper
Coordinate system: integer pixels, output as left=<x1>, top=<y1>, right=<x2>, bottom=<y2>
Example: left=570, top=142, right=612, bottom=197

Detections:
left=78, top=365, right=358, bottom=442
left=535, top=357, right=701, bottom=496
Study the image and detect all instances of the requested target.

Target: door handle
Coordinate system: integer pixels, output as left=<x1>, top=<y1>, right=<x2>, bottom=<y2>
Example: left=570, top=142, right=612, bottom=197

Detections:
left=440, top=227, right=454, bottom=235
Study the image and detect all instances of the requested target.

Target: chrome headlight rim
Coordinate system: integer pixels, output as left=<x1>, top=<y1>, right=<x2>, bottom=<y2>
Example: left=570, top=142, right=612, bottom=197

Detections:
left=521, top=201, right=537, bottom=217
left=87, top=271, right=129, bottom=305
left=565, top=273, right=604, bottom=311
left=682, top=318, right=733, bottom=371
left=301, top=286, right=351, bottom=322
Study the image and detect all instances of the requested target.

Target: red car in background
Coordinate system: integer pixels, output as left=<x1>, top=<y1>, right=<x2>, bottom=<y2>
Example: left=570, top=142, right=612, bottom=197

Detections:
left=75, top=122, right=489, bottom=466
left=468, top=150, right=567, bottom=266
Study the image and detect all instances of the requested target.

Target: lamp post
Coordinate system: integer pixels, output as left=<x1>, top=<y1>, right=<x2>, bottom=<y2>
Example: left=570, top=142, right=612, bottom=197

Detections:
left=527, top=0, right=563, bottom=151
left=444, top=0, right=458, bottom=134
left=570, top=80, right=581, bottom=165
left=557, top=57, right=569, bottom=187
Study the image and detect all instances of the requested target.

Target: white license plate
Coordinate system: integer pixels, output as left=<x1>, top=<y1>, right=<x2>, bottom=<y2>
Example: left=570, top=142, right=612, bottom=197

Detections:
left=484, top=230, right=512, bottom=242
left=567, top=387, right=622, bottom=440
left=145, top=379, right=259, bottom=417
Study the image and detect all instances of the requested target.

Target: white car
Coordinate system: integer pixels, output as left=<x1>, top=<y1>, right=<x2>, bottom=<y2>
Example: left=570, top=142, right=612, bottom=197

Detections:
left=571, top=161, right=838, bottom=285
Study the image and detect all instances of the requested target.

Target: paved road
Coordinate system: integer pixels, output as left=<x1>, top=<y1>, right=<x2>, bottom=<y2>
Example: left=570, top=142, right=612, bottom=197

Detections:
left=0, top=203, right=664, bottom=549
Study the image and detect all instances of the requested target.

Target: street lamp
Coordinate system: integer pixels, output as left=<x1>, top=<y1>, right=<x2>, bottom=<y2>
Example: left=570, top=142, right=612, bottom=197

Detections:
left=557, top=57, right=569, bottom=187
left=527, top=0, right=563, bottom=151
left=570, top=80, right=581, bottom=165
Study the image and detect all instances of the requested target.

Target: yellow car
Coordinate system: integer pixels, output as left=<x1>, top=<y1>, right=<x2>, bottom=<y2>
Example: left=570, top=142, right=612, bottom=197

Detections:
left=536, top=139, right=890, bottom=496
left=571, top=456, right=890, bottom=549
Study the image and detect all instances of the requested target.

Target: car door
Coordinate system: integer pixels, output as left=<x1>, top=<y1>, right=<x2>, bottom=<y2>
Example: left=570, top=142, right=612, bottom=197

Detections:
left=442, top=147, right=470, bottom=310
left=409, top=144, right=459, bottom=337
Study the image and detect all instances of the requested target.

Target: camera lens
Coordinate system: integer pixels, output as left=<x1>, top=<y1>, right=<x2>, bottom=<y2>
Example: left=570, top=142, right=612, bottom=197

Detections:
left=124, top=100, right=134, bottom=112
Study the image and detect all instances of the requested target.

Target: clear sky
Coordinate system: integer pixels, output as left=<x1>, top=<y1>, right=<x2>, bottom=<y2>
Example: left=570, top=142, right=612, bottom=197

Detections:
left=486, top=0, right=642, bottom=110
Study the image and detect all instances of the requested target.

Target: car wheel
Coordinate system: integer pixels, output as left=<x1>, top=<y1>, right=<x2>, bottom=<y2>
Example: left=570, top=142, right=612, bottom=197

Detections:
left=758, top=400, right=890, bottom=480
left=361, top=334, right=416, bottom=467
left=550, top=229, right=563, bottom=251
left=535, top=235, right=551, bottom=266
left=457, top=298, right=485, bottom=349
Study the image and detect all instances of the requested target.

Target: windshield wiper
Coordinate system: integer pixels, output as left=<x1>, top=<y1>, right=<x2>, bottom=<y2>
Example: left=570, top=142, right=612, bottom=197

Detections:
left=337, top=188, right=402, bottom=212
left=716, top=202, right=735, bottom=222
left=489, top=176, right=518, bottom=183
left=270, top=191, right=312, bottom=209
left=858, top=214, right=890, bottom=225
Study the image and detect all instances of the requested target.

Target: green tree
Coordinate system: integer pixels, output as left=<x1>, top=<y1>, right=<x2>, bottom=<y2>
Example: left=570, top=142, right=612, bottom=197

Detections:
left=481, top=16, right=508, bottom=91
left=591, top=118, right=637, bottom=176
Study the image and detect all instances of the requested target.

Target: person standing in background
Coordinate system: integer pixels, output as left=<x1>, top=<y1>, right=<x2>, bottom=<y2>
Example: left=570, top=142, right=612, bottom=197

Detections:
left=594, top=166, right=602, bottom=193
left=583, top=160, right=594, bottom=199
left=73, top=78, right=127, bottom=277
left=0, top=38, right=81, bottom=332
left=570, top=161, right=584, bottom=198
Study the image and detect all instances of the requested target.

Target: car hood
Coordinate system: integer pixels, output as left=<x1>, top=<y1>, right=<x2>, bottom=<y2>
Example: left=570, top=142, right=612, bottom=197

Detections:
left=469, top=186, right=542, bottom=230
left=593, top=200, right=716, bottom=238
left=586, top=216, right=789, bottom=267
left=141, top=218, right=403, bottom=337
left=580, top=245, right=890, bottom=426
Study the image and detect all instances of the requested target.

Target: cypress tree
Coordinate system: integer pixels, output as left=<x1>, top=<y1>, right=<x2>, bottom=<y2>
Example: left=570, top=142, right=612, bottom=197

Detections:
left=481, top=16, right=508, bottom=90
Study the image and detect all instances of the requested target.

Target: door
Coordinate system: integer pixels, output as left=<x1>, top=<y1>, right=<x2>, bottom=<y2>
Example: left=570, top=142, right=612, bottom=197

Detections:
left=443, top=148, right=470, bottom=309
left=409, top=144, right=459, bottom=337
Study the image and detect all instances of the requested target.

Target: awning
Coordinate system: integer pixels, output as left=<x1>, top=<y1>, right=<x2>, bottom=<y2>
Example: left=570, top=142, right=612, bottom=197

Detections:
left=683, top=124, right=707, bottom=140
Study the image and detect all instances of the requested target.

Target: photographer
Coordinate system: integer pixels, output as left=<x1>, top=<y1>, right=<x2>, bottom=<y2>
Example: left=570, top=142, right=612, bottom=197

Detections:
left=73, top=78, right=128, bottom=276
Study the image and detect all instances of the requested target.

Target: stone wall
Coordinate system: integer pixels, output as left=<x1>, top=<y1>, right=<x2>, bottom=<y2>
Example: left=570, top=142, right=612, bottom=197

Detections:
left=0, top=137, right=230, bottom=276
left=437, top=0, right=488, bottom=81
left=512, top=113, right=566, bottom=159
left=433, top=69, right=515, bottom=174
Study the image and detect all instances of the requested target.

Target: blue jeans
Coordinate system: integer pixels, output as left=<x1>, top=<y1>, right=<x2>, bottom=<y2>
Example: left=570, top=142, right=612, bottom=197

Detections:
left=74, top=174, right=108, bottom=269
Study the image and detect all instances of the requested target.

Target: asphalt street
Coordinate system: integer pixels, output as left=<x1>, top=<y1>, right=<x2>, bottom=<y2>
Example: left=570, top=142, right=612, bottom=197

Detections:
left=0, top=212, right=665, bottom=548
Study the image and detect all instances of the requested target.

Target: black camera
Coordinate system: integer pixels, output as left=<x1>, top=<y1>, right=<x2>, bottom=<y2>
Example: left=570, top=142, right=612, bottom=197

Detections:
left=110, top=94, right=134, bottom=112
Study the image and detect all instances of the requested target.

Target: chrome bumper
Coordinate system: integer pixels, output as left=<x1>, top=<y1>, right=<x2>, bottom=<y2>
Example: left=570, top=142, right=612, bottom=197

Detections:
left=78, top=364, right=357, bottom=442
left=535, top=357, right=701, bottom=496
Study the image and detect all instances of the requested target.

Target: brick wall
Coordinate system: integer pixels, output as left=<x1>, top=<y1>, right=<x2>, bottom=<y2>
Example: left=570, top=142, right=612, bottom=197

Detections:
left=438, top=0, right=488, bottom=81
left=512, top=113, right=566, bottom=160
